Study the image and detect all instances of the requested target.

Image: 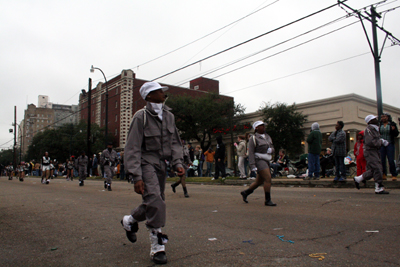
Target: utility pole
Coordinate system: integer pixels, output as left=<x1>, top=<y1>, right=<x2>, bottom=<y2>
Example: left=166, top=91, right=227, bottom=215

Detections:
left=370, top=6, right=383, bottom=117
left=87, top=78, right=92, bottom=176
left=13, top=106, right=17, bottom=170
left=339, top=2, right=400, bottom=118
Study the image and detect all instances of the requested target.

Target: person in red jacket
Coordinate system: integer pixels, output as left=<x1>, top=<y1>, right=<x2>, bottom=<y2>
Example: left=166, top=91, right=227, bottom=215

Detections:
left=354, top=131, right=366, bottom=176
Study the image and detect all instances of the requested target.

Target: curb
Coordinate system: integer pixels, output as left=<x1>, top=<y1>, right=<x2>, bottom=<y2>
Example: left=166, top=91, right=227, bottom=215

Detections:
left=224, top=178, right=400, bottom=189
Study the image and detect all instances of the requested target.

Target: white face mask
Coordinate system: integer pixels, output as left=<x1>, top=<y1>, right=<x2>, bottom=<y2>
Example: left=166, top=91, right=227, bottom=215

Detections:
left=150, top=103, right=163, bottom=121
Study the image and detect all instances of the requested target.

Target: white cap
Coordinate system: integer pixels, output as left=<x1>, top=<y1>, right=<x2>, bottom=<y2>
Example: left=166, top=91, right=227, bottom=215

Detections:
left=139, top=81, right=168, bottom=100
left=253, top=121, right=265, bottom=130
left=365, top=114, right=377, bottom=124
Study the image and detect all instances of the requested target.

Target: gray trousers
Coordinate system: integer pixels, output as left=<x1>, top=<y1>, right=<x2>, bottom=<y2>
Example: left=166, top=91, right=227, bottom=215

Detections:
left=78, top=166, right=87, bottom=181
left=238, top=156, right=246, bottom=178
left=362, top=149, right=382, bottom=184
left=131, top=161, right=166, bottom=229
left=104, top=165, right=114, bottom=184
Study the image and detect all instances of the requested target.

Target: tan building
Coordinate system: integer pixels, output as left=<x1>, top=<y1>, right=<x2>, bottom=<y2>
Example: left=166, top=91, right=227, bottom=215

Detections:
left=21, top=104, right=55, bottom=155
left=216, top=94, right=400, bottom=169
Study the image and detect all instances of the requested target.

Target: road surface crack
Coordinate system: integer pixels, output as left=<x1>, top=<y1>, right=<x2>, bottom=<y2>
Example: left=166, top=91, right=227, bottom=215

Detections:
left=321, top=199, right=342, bottom=207
left=345, top=233, right=374, bottom=250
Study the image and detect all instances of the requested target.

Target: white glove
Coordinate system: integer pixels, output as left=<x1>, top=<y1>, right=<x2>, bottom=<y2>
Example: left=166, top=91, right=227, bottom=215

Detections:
left=381, top=139, right=389, bottom=147
left=267, top=148, right=272, bottom=154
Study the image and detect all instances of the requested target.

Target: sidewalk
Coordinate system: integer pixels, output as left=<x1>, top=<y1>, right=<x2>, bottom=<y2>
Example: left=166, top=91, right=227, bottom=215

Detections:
left=224, top=177, right=400, bottom=189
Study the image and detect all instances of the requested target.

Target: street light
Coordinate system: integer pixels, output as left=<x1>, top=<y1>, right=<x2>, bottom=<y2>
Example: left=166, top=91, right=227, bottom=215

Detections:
left=90, top=65, right=108, bottom=146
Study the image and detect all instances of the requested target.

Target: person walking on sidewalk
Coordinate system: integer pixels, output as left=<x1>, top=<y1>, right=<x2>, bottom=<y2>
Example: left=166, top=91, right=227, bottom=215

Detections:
left=212, top=135, right=226, bottom=180
left=171, top=140, right=191, bottom=197
left=354, top=115, right=390, bottom=194
left=328, top=121, right=346, bottom=182
left=101, top=142, right=118, bottom=191
left=76, top=151, right=88, bottom=186
left=379, top=112, right=399, bottom=181
left=305, top=122, right=322, bottom=180
left=121, top=81, right=184, bottom=265
left=240, top=121, right=277, bottom=206
left=235, top=135, right=247, bottom=179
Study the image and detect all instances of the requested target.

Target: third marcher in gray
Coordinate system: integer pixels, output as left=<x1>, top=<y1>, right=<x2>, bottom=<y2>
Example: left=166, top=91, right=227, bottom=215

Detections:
left=328, top=121, right=346, bottom=182
left=101, top=142, right=118, bottom=191
left=240, top=121, right=277, bottom=206
left=305, top=122, right=322, bottom=180
left=171, top=140, right=192, bottom=198
left=354, top=115, right=390, bottom=194
left=75, top=151, right=88, bottom=186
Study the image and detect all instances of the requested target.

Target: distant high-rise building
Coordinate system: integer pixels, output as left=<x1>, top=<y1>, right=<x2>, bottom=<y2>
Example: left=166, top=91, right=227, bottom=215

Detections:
left=20, top=96, right=79, bottom=156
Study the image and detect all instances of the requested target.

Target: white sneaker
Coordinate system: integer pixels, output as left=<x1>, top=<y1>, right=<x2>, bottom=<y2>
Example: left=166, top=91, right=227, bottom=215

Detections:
left=122, top=215, right=135, bottom=231
left=354, top=175, right=363, bottom=183
left=375, top=183, right=384, bottom=193
left=211, top=178, right=216, bottom=180
left=149, top=228, right=166, bottom=257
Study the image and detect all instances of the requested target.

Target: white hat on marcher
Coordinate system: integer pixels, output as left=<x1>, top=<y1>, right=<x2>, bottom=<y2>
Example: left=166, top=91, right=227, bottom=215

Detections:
left=365, top=114, right=377, bottom=124
left=139, top=81, right=168, bottom=100
left=253, top=121, right=265, bottom=130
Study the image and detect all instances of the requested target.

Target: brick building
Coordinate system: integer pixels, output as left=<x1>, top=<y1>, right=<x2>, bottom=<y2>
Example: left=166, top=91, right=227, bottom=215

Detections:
left=79, top=69, right=232, bottom=150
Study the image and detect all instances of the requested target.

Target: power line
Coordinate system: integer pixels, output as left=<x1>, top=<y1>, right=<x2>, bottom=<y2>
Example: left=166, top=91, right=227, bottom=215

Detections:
left=78, top=0, right=281, bottom=91
left=223, top=45, right=396, bottom=95
left=131, top=0, right=280, bottom=72
left=150, top=1, right=348, bottom=82
left=0, top=138, right=14, bottom=148
left=161, top=0, right=280, bottom=83
left=175, top=14, right=352, bottom=86
left=211, top=21, right=359, bottom=79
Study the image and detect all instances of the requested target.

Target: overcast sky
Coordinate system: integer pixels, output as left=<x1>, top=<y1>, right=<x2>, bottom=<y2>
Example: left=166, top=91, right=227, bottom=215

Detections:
left=1, top=0, right=399, bottom=149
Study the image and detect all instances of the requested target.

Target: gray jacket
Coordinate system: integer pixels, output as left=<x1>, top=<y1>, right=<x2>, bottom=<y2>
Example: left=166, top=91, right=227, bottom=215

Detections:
left=248, top=133, right=275, bottom=170
left=125, top=102, right=183, bottom=183
left=328, top=129, right=346, bottom=157
left=364, top=124, right=382, bottom=151
left=75, top=155, right=88, bottom=168
left=101, top=149, right=118, bottom=167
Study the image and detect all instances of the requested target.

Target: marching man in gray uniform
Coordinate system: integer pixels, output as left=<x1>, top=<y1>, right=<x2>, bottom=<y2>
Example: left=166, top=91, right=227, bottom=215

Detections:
left=170, top=139, right=192, bottom=198
left=75, top=151, right=88, bottom=186
left=101, top=142, right=118, bottom=191
left=354, top=115, right=390, bottom=194
left=121, top=81, right=184, bottom=265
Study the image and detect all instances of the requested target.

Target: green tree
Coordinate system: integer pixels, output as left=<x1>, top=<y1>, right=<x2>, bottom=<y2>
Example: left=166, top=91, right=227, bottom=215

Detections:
left=260, top=102, right=307, bottom=157
left=167, top=93, right=246, bottom=151
left=0, top=148, right=14, bottom=167
left=26, top=121, right=110, bottom=163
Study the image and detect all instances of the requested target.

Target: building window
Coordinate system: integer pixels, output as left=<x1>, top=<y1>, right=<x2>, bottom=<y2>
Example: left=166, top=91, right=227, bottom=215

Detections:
left=115, top=115, right=118, bottom=122
left=116, top=88, right=118, bottom=94
left=103, top=107, right=105, bottom=113
left=115, top=129, right=118, bottom=136
left=115, top=101, right=118, bottom=109
left=103, top=119, right=105, bottom=126
left=92, top=111, right=94, bottom=116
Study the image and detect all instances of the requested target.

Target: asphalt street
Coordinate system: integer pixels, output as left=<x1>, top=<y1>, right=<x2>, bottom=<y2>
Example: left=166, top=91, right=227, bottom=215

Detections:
left=1, top=177, right=399, bottom=267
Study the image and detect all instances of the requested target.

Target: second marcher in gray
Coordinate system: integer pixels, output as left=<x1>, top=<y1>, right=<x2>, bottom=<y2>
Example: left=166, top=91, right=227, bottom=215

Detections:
left=75, top=151, right=88, bottom=186
left=100, top=142, right=118, bottom=191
